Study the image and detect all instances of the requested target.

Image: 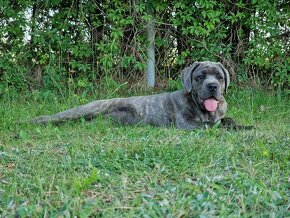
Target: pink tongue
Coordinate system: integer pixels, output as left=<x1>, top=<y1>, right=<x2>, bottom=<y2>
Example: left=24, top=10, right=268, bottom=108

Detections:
left=204, top=98, right=218, bottom=112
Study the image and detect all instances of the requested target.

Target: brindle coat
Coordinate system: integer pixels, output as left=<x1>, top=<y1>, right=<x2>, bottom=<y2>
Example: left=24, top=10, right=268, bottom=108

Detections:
left=32, top=61, right=233, bottom=130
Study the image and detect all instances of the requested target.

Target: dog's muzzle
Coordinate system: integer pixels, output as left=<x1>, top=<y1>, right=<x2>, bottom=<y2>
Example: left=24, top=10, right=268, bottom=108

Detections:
left=199, top=82, right=222, bottom=112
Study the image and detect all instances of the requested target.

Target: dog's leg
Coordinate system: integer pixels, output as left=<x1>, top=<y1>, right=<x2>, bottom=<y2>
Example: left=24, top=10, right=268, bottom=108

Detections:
left=31, top=98, right=139, bottom=125
left=31, top=100, right=113, bottom=124
left=104, top=103, right=138, bottom=125
left=220, top=117, right=255, bottom=130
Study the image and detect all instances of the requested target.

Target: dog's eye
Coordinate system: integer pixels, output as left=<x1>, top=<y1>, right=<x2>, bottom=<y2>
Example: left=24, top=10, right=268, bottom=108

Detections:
left=217, top=75, right=223, bottom=80
left=196, top=75, right=205, bottom=81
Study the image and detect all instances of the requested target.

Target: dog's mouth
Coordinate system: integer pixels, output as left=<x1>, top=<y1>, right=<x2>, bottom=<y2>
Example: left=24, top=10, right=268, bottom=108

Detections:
left=199, top=97, right=219, bottom=112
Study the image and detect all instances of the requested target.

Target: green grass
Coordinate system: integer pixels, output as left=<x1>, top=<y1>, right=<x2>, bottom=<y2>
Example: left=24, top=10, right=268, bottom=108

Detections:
left=0, top=88, right=289, bottom=217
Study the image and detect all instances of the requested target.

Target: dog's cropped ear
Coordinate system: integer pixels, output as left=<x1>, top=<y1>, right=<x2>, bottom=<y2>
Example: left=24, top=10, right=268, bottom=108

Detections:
left=181, top=62, right=200, bottom=93
left=217, top=62, right=230, bottom=94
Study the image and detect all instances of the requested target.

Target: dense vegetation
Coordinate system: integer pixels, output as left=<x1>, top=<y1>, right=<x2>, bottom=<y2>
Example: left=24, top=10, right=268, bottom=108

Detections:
left=0, top=0, right=289, bottom=95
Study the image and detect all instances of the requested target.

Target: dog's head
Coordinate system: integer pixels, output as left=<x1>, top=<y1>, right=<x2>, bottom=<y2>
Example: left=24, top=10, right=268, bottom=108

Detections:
left=181, top=61, right=230, bottom=112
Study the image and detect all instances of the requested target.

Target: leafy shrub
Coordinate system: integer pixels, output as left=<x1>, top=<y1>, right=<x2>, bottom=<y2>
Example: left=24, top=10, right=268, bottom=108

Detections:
left=0, top=0, right=288, bottom=95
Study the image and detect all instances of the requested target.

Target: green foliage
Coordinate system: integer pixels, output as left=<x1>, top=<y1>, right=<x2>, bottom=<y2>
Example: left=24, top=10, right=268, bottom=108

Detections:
left=0, top=0, right=289, bottom=94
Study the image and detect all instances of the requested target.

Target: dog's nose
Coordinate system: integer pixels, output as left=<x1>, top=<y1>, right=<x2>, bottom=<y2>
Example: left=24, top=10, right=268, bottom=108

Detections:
left=207, top=83, right=218, bottom=92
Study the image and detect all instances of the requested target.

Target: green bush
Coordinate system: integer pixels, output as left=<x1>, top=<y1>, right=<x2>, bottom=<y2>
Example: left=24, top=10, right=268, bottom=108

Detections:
left=0, top=0, right=288, bottom=95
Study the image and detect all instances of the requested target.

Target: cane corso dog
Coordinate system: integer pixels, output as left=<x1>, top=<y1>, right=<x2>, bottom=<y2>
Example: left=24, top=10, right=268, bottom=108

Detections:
left=32, top=61, right=246, bottom=130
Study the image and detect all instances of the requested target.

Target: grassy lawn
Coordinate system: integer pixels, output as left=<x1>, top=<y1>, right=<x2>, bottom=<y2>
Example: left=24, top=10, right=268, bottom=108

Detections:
left=0, top=88, right=289, bottom=217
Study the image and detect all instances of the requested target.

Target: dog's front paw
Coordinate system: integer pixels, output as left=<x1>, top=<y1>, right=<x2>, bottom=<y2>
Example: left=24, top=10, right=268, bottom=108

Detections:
left=220, top=117, right=255, bottom=130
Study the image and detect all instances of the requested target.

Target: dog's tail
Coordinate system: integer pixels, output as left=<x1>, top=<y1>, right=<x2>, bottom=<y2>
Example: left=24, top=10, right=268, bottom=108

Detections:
left=31, top=99, right=114, bottom=124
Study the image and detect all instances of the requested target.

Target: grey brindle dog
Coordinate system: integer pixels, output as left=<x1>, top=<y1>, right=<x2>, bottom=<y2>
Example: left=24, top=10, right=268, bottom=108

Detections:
left=32, top=61, right=247, bottom=130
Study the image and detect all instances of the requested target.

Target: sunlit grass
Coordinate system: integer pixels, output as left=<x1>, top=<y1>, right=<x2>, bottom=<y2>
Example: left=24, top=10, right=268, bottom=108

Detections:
left=0, top=88, right=289, bottom=217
